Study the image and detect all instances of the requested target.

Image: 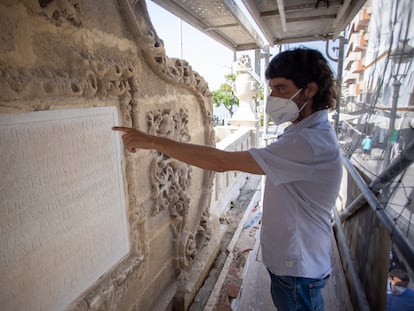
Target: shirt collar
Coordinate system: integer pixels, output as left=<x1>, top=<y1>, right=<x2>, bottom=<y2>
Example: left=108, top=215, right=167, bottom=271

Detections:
left=284, top=110, right=329, bottom=134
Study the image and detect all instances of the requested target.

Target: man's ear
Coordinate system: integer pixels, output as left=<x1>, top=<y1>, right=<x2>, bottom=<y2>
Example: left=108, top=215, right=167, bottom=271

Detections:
left=305, top=82, right=318, bottom=98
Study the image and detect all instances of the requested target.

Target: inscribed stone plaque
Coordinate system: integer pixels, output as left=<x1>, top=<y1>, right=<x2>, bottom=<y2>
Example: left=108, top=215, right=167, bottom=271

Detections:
left=0, top=107, right=129, bottom=311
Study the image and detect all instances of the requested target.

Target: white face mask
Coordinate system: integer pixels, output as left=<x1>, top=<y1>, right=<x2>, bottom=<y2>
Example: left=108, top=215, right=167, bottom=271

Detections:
left=265, top=88, right=307, bottom=125
left=394, top=285, right=407, bottom=295
left=389, top=279, right=408, bottom=295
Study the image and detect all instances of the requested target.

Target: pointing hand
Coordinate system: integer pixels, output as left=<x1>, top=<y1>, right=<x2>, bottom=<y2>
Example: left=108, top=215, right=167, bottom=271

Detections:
left=112, top=126, right=153, bottom=153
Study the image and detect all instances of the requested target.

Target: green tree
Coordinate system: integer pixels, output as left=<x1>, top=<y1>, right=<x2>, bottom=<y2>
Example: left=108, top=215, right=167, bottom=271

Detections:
left=249, top=78, right=265, bottom=126
left=212, top=73, right=239, bottom=117
left=252, top=82, right=264, bottom=113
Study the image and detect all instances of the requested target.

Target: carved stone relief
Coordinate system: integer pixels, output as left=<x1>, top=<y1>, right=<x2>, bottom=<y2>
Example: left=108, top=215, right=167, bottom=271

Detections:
left=38, top=0, right=82, bottom=27
left=146, top=108, right=209, bottom=277
left=0, top=55, right=136, bottom=103
left=117, top=0, right=212, bottom=98
left=1, top=0, right=215, bottom=310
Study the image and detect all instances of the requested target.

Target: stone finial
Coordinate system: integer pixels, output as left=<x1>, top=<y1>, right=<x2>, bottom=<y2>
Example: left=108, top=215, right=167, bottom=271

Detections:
left=236, top=55, right=252, bottom=72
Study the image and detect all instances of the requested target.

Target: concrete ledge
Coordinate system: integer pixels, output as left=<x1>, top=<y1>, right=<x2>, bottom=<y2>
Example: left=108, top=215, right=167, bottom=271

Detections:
left=174, top=216, right=228, bottom=310
left=204, top=187, right=262, bottom=310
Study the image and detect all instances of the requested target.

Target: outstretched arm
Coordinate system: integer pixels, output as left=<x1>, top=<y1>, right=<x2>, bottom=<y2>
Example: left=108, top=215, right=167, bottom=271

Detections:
left=112, top=126, right=264, bottom=175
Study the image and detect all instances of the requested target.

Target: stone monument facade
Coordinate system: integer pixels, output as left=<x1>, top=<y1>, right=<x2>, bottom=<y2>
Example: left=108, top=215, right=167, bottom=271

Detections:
left=0, top=1, right=218, bottom=310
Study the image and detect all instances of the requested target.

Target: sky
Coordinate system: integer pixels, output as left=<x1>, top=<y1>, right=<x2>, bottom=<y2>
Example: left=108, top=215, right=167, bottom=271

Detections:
left=147, top=1, right=235, bottom=91
left=146, top=1, right=340, bottom=92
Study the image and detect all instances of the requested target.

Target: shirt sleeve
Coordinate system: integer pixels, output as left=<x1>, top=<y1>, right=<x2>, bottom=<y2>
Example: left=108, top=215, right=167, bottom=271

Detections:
left=248, top=133, right=315, bottom=186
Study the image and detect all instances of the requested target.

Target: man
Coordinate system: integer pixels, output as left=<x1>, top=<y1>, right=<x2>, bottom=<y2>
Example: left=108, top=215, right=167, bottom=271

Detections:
left=387, top=269, right=414, bottom=311
left=113, top=48, right=343, bottom=310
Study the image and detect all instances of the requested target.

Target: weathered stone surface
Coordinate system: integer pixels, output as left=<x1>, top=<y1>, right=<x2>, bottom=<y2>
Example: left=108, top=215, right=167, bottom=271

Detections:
left=0, top=107, right=129, bottom=311
left=0, top=1, right=216, bottom=310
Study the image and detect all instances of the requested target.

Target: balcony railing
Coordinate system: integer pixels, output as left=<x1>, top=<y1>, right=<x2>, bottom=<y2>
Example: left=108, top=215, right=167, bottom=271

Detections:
left=210, top=126, right=256, bottom=216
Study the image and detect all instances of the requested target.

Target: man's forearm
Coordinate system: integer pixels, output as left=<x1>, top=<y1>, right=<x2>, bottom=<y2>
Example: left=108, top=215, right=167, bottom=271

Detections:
left=113, top=126, right=263, bottom=174
left=152, top=136, right=230, bottom=172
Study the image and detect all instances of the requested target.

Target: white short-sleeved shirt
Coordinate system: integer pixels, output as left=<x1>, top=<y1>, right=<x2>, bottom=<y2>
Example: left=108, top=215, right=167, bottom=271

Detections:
left=248, top=110, right=343, bottom=278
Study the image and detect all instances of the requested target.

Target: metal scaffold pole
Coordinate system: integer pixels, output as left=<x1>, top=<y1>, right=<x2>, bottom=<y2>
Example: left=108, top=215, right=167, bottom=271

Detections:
left=335, top=35, right=345, bottom=135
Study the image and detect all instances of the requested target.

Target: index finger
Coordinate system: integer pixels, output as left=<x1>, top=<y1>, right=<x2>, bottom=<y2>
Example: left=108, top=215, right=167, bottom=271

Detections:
left=112, top=126, right=133, bottom=133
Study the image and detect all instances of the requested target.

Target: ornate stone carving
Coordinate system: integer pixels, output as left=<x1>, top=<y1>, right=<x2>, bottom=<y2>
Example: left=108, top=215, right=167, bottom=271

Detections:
left=1, top=1, right=216, bottom=309
left=38, top=0, right=82, bottom=27
left=150, top=155, right=192, bottom=217
left=207, top=111, right=217, bottom=145
left=147, top=108, right=191, bottom=141
left=237, top=54, right=252, bottom=72
left=147, top=108, right=192, bottom=264
left=146, top=108, right=211, bottom=277
left=0, top=55, right=137, bottom=103
left=196, top=208, right=211, bottom=246
left=117, top=0, right=211, bottom=98
left=178, top=231, right=197, bottom=268
left=146, top=109, right=192, bottom=237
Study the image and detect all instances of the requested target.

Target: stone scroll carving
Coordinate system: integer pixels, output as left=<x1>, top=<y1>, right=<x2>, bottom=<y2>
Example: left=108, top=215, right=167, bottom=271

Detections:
left=147, top=108, right=201, bottom=275
left=0, top=55, right=136, bottom=103
left=38, top=0, right=82, bottom=26
left=150, top=156, right=192, bottom=217
left=117, top=0, right=216, bottom=284
left=117, top=0, right=211, bottom=98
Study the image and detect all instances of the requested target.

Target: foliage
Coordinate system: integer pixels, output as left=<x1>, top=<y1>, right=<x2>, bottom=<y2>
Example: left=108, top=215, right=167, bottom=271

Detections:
left=212, top=73, right=239, bottom=117
left=252, top=82, right=264, bottom=112
left=212, top=71, right=265, bottom=119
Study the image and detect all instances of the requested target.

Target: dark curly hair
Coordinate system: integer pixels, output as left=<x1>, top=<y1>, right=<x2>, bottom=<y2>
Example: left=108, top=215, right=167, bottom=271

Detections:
left=265, top=47, right=337, bottom=111
left=389, top=269, right=409, bottom=283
